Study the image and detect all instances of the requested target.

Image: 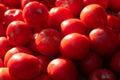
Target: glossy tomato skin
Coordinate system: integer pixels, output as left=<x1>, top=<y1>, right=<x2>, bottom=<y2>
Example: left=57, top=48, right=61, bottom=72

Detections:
left=78, top=52, right=103, bottom=75
left=23, top=1, right=49, bottom=32
left=89, top=27, right=118, bottom=56
left=80, top=4, right=107, bottom=31
left=83, top=0, right=108, bottom=9
left=0, top=68, right=13, bottom=80
left=88, top=68, right=116, bottom=80
left=107, top=14, right=120, bottom=33
left=47, top=57, right=79, bottom=80
left=60, top=18, right=87, bottom=36
left=60, top=33, right=90, bottom=60
left=108, top=0, right=120, bottom=12
left=35, top=28, right=61, bottom=57
left=55, top=0, right=84, bottom=17
left=48, top=7, right=73, bottom=31
left=6, top=21, right=33, bottom=46
left=4, top=46, right=33, bottom=66
left=4, top=9, right=24, bottom=26
left=0, top=37, right=13, bottom=59
left=7, top=53, right=42, bottom=79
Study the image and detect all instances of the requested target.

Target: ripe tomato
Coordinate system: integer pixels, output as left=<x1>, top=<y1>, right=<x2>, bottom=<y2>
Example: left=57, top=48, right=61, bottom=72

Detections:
left=35, top=28, right=61, bottom=57
left=4, top=46, right=33, bottom=66
left=55, top=0, right=84, bottom=17
left=60, top=18, right=87, bottom=36
left=23, top=1, right=49, bottom=32
left=0, top=37, right=13, bottom=59
left=47, top=57, right=79, bottom=80
left=7, top=53, right=42, bottom=79
left=80, top=4, right=107, bottom=31
left=6, top=21, right=33, bottom=46
left=48, top=7, right=73, bottom=30
left=89, top=27, right=118, bottom=56
left=0, top=68, right=13, bottom=80
left=0, top=3, right=6, bottom=23
left=78, top=52, right=103, bottom=75
left=4, top=9, right=24, bottom=26
left=60, top=33, right=90, bottom=60
left=0, top=23, right=6, bottom=37
left=83, top=0, right=108, bottom=9
left=88, top=68, right=116, bottom=80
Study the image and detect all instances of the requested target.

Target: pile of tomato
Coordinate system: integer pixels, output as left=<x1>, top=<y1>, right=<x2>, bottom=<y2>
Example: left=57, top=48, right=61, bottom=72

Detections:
left=0, top=0, right=120, bottom=80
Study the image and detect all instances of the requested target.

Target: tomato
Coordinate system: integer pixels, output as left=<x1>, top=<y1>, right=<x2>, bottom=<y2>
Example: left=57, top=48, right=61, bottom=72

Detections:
left=88, top=68, right=116, bottom=80
left=4, top=9, right=24, bottom=26
left=7, top=53, right=42, bottom=79
left=83, top=0, right=108, bottom=9
left=4, top=46, right=33, bottom=66
left=78, top=52, right=103, bottom=75
left=55, top=0, right=84, bottom=17
left=48, top=7, right=73, bottom=30
left=35, top=28, right=61, bottom=57
left=80, top=4, right=107, bottom=31
left=0, top=23, right=6, bottom=37
left=0, top=3, right=6, bottom=23
left=47, top=57, right=79, bottom=80
left=23, top=1, right=49, bottom=33
left=108, top=0, right=120, bottom=12
left=60, top=33, right=90, bottom=60
left=107, top=14, right=120, bottom=33
left=0, top=37, right=13, bottom=59
left=89, top=27, right=118, bottom=56
left=6, top=21, right=33, bottom=46
left=0, top=67, right=13, bottom=80
left=0, top=58, right=4, bottom=67
left=60, top=18, right=87, bottom=36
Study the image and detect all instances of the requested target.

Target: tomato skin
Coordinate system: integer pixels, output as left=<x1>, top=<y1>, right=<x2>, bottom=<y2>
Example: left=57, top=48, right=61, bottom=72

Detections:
left=60, top=33, right=90, bottom=60
left=34, top=74, right=52, bottom=80
left=4, top=46, right=33, bottom=66
left=7, top=53, right=42, bottom=79
left=23, top=1, right=49, bottom=32
left=83, top=0, right=108, bottom=9
left=48, top=7, right=73, bottom=30
left=0, top=68, right=13, bottom=80
left=88, top=68, right=116, bottom=80
left=4, top=9, right=24, bottom=26
left=6, top=21, right=33, bottom=46
left=89, top=27, right=118, bottom=56
left=78, top=52, right=103, bottom=75
left=0, top=37, right=13, bottom=59
left=35, top=28, right=61, bottom=57
left=55, top=0, right=84, bottom=17
left=60, top=18, right=87, bottom=36
left=47, top=57, right=79, bottom=80
left=80, top=4, right=107, bottom=31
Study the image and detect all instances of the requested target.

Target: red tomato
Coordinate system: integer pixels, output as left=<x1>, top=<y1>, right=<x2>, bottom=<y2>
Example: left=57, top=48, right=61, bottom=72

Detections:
left=0, top=37, right=13, bottom=59
left=80, top=4, right=107, bottom=31
left=48, top=7, right=73, bottom=30
left=60, top=18, right=87, bottom=36
left=7, top=53, right=42, bottom=79
left=0, top=68, right=13, bottom=80
left=89, top=27, right=118, bottom=56
left=60, top=33, right=90, bottom=60
left=0, top=3, right=6, bottom=23
left=83, top=0, right=108, bottom=9
left=23, top=1, right=49, bottom=33
left=107, top=14, right=120, bottom=33
left=4, top=9, right=24, bottom=26
left=34, top=74, right=52, bottom=80
left=47, top=57, right=79, bottom=80
left=108, top=0, right=120, bottom=12
left=0, top=23, right=6, bottom=37
left=78, top=52, right=103, bottom=75
left=4, top=46, right=33, bottom=66
left=6, top=21, right=33, bottom=46
left=35, top=28, right=61, bottom=57
left=55, top=0, right=84, bottom=17
left=88, top=68, right=116, bottom=80
left=110, top=51, right=120, bottom=74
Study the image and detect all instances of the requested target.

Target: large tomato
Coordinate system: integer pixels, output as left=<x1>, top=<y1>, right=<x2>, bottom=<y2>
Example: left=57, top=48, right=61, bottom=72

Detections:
left=47, top=57, right=79, bottom=80
left=60, top=33, right=90, bottom=60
